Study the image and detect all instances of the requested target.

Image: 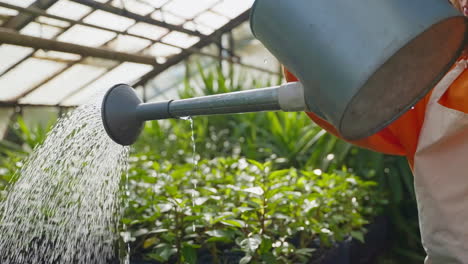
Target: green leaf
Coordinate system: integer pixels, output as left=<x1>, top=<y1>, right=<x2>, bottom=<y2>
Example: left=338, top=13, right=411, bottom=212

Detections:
left=243, top=187, right=264, bottom=196
left=206, top=229, right=231, bottom=238
left=133, top=228, right=149, bottom=236
left=247, top=159, right=264, bottom=171
left=240, top=235, right=262, bottom=254
left=147, top=245, right=177, bottom=262
left=269, top=169, right=290, bottom=179
left=206, top=236, right=231, bottom=243
left=261, top=252, right=277, bottom=263
left=295, top=248, right=315, bottom=256
left=239, top=255, right=252, bottom=264
left=143, top=237, right=158, bottom=249
left=149, top=228, right=170, bottom=234
left=350, top=231, right=365, bottom=243
left=258, top=238, right=273, bottom=254
left=221, top=219, right=245, bottom=228
left=182, top=244, right=197, bottom=264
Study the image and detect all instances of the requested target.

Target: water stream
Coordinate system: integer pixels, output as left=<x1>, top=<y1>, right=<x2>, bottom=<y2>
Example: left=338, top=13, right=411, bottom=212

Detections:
left=188, top=117, right=198, bottom=233
left=0, top=97, right=129, bottom=264
left=180, top=116, right=198, bottom=232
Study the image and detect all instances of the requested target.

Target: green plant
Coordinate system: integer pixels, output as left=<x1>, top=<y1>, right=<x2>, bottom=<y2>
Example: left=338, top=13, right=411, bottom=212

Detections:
left=123, top=156, right=383, bottom=264
left=0, top=116, right=54, bottom=193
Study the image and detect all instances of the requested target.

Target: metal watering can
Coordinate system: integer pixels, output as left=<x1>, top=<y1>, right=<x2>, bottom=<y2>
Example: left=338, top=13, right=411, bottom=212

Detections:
left=102, top=0, right=467, bottom=146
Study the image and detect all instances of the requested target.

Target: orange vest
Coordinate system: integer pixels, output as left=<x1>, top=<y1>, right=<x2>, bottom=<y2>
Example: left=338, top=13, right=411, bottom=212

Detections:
left=284, top=52, right=468, bottom=168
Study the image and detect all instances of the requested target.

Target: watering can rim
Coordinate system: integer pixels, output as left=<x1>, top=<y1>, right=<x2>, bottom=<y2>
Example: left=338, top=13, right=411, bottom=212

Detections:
left=101, top=83, right=123, bottom=145
left=340, top=17, right=468, bottom=140
left=249, top=0, right=261, bottom=38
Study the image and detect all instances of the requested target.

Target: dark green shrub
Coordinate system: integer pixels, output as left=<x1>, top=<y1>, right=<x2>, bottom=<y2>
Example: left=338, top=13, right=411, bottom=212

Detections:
left=123, top=157, right=383, bottom=263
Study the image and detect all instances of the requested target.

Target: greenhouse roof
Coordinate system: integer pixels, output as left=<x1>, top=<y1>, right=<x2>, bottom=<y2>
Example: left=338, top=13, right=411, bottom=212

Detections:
left=0, top=0, right=262, bottom=107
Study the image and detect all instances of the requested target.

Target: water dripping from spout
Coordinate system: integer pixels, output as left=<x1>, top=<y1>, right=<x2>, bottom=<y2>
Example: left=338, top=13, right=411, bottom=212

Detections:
left=181, top=116, right=198, bottom=233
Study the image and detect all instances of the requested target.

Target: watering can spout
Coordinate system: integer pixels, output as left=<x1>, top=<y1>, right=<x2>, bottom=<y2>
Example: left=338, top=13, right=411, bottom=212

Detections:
left=101, top=83, right=307, bottom=146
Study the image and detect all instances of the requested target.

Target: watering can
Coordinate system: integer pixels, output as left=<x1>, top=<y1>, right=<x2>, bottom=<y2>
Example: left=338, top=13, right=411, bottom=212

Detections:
left=102, top=0, right=468, bottom=146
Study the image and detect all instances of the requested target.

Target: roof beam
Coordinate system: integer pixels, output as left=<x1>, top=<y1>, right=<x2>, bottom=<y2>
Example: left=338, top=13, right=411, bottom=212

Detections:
left=0, top=102, right=74, bottom=108
left=133, top=9, right=251, bottom=87
left=2, top=0, right=59, bottom=30
left=69, top=0, right=205, bottom=38
left=0, top=2, right=206, bottom=56
left=0, top=28, right=159, bottom=65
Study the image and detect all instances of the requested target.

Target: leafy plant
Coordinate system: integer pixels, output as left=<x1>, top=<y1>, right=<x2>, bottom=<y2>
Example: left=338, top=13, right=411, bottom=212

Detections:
left=0, top=116, right=54, bottom=193
left=123, top=156, right=383, bottom=264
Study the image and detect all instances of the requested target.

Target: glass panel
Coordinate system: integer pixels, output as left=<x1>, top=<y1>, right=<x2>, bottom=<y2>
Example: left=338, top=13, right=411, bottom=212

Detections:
left=111, top=0, right=154, bottom=15
left=0, top=6, right=19, bottom=16
left=0, top=45, right=34, bottom=75
left=58, top=25, right=117, bottom=47
left=47, top=0, right=92, bottom=21
left=127, top=22, right=169, bottom=41
left=141, top=0, right=169, bottom=8
left=1, top=0, right=36, bottom=8
left=164, top=0, right=219, bottom=19
left=184, top=21, right=214, bottom=35
left=33, top=50, right=82, bottom=61
left=21, top=64, right=108, bottom=105
left=236, top=38, right=280, bottom=73
left=80, top=57, right=120, bottom=68
left=161, top=32, right=199, bottom=48
left=212, top=0, right=254, bottom=19
left=37, top=16, right=70, bottom=28
left=20, top=22, right=62, bottom=39
left=200, top=43, right=218, bottom=56
left=0, top=58, right=67, bottom=101
left=232, top=22, right=254, bottom=43
left=151, top=10, right=185, bottom=25
left=84, top=10, right=135, bottom=32
left=147, top=43, right=182, bottom=57
left=145, top=61, right=187, bottom=101
left=62, top=62, right=153, bottom=106
left=194, top=11, right=229, bottom=29
left=108, top=35, right=152, bottom=53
